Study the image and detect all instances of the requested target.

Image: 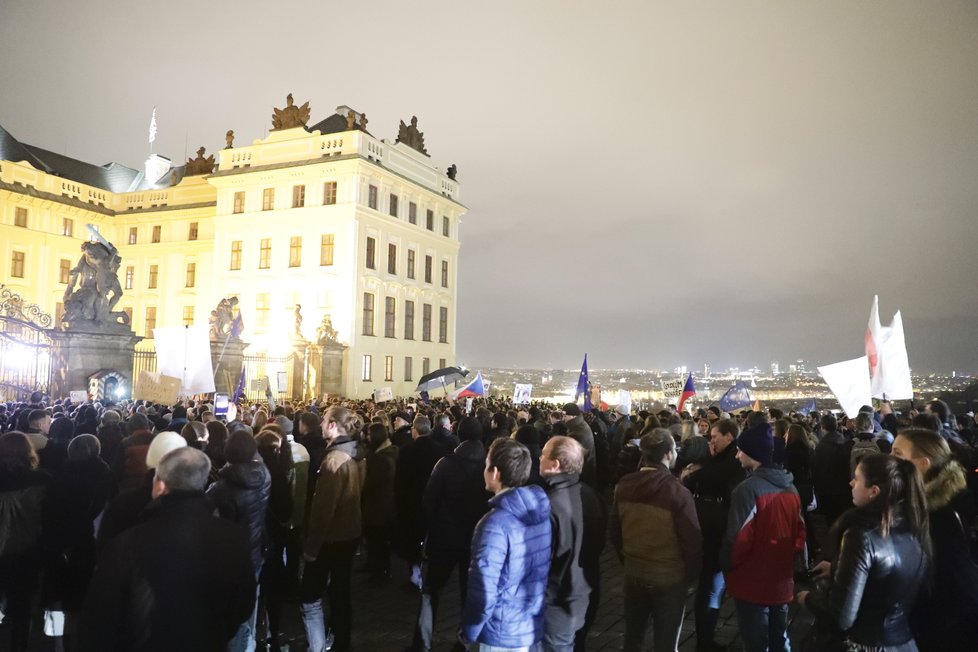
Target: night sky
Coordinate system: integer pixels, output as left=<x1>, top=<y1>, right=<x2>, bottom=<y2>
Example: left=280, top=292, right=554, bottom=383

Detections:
left=2, top=1, right=976, bottom=373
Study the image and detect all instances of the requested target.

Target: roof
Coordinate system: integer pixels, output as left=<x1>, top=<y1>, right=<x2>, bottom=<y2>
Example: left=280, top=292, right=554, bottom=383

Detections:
left=306, top=112, right=350, bottom=135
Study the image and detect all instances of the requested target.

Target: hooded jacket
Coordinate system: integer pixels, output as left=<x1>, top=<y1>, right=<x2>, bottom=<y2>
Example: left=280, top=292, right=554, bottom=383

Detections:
left=462, top=485, right=552, bottom=648
left=206, top=460, right=272, bottom=572
left=423, top=439, right=489, bottom=553
left=721, top=466, right=805, bottom=605
left=304, top=436, right=361, bottom=555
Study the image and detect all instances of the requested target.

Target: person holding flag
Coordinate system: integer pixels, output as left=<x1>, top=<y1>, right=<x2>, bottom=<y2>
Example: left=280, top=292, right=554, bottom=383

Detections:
left=575, top=355, right=593, bottom=413
left=678, top=374, right=696, bottom=414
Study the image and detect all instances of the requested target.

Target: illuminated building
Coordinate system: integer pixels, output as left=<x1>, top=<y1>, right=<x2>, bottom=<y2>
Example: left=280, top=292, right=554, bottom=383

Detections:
left=0, top=101, right=464, bottom=398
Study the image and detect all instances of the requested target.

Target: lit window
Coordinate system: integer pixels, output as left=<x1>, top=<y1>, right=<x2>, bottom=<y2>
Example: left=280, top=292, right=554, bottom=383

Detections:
left=145, top=307, right=157, bottom=338
left=233, top=191, right=245, bottom=214
left=362, top=292, right=375, bottom=336
left=152, top=225, right=161, bottom=243
left=125, top=266, right=134, bottom=290
left=422, top=303, right=432, bottom=342
left=385, top=297, right=396, bottom=338
left=365, top=237, right=376, bottom=270
left=59, top=259, right=71, bottom=284
left=404, top=357, right=413, bottom=382
left=385, top=356, right=394, bottom=382
left=439, top=306, right=448, bottom=343
left=129, top=227, right=138, bottom=244
left=289, top=236, right=302, bottom=268
left=230, top=241, right=242, bottom=270
left=185, top=262, right=196, bottom=288
left=387, top=243, right=397, bottom=274
left=148, top=265, right=158, bottom=289
left=11, top=251, right=25, bottom=277
left=259, top=239, right=271, bottom=269
left=14, top=207, right=27, bottom=228
left=409, top=202, right=417, bottom=225
left=323, top=181, right=337, bottom=205
left=182, top=306, right=194, bottom=326
left=368, top=185, right=378, bottom=209
left=292, top=185, right=305, bottom=208
left=320, top=234, right=334, bottom=266
left=256, top=293, right=270, bottom=330
left=362, top=355, right=372, bottom=381
left=389, top=194, right=398, bottom=217
left=262, top=188, right=275, bottom=211
left=407, top=250, right=416, bottom=280
left=62, top=218, right=74, bottom=237
left=188, top=222, right=199, bottom=241
left=404, top=300, right=415, bottom=340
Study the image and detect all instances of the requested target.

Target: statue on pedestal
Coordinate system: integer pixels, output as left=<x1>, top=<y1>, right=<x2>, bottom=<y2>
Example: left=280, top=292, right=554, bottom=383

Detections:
left=226, top=130, right=235, bottom=149
left=271, top=93, right=311, bottom=131
left=61, top=236, right=130, bottom=331
left=209, top=297, right=240, bottom=340
left=316, top=313, right=339, bottom=345
left=294, top=304, right=304, bottom=338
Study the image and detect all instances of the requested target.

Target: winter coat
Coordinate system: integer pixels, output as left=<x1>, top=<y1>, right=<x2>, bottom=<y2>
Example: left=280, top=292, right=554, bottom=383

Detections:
left=207, top=460, right=272, bottom=572
left=564, top=416, right=597, bottom=486
left=391, top=424, right=413, bottom=450
left=423, top=439, right=489, bottom=554
left=808, top=507, right=927, bottom=648
left=682, top=443, right=746, bottom=571
left=288, top=440, right=310, bottom=531
left=0, top=467, right=49, bottom=560
left=461, top=485, right=552, bottom=648
left=784, top=440, right=815, bottom=510
left=611, top=465, right=703, bottom=587
left=721, top=466, right=805, bottom=605
left=362, top=440, right=398, bottom=529
left=78, top=491, right=256, bottom=652
left=394, top=435, right=444, bottom=556
left=97, top=470, right=153, bottom=549
left=304, top=436, right=362, bottom=555
left=118, top=429, right=154, bottom=491
left=297, top=429, right=326, bottom=511
left=912, top=461, right=978, bottom=651
left=431, top=426, right=460, bottom=457
left=542, top=472, right=590, bottom=625
left=813, top=430, right=851, bottom=501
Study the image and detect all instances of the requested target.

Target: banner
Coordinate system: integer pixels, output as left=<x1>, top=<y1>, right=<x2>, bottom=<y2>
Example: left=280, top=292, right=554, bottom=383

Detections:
left=618, top=389, right=632, bottom=415
left=133, top=370, right=182, bottom=405
left=660, top=378, right=685, bottom=398
left=154, top=325, right=216, bottom=394
left=373, top=387, right=394, bottom=403
left=69, top=390, right=88, bottom=403
left=513, top=383, right=533, bottom=404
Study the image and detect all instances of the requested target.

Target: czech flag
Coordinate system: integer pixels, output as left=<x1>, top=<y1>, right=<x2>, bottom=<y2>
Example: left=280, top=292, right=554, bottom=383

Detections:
left=452, top=371, right=485, bottom=399
left=678, top=373, right=696, bottom=413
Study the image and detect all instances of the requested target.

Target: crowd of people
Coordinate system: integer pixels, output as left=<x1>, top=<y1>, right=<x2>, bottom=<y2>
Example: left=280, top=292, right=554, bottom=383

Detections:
left=1, top=390, right=977, bottom=652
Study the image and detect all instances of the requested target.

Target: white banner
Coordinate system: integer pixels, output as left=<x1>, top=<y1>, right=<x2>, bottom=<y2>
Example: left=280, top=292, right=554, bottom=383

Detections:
left=154, top=325, right=216, bottom=395
left=618, top=389, right=632, bottom=415
left=818, top=356, right=872, bottom=417
left=69, top=390, right=88, bottom=403
left=513, top=383, right=533, bottom=404
left=373, top=387, right=394, bottom=403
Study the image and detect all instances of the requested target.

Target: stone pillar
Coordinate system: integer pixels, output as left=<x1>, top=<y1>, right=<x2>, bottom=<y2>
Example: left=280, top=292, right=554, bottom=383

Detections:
left=290, top=337, right=309, bottom=402
left=318, top=342, right=347, bottom=399
left=48, top=329, right=142, bottom=400
left=210, top=338, right=248, bottom=396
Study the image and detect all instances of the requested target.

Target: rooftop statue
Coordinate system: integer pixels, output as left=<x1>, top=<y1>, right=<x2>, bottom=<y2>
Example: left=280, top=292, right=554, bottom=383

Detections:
left=225, top=129, right=235, bottom=149
left=447, top=163, right=458, bottom=180
left=271, top=93, right=311, bottom=131
left=209, top=296, right=240, bottom=340
left=61, top=236, right=130, bottom=332
left=396, top=115, right=428, bottom=155
left=185, top=146, right=215, bottom=175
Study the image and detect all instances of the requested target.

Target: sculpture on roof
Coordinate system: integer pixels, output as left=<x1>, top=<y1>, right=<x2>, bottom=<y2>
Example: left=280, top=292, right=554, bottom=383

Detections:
left=359, top=113, right=368, bottom=131
left=396, top=116, right=428, bottom=155
left=226, top=130, right=235, bottom=149
left=447, top=164, right=458, bottom=180
left=209, top=296, right=240, bottom=340
left=346, top=111, right=357, bottom=131
left=271, top=93, right=311, bottom=131
left=185, top=146, right=215, bottom=176
left=61, top=239, right=130, bottom=332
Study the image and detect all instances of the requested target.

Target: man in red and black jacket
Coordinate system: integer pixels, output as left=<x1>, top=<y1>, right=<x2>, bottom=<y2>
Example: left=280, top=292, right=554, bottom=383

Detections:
left=720, top=421, right=806, bottom=652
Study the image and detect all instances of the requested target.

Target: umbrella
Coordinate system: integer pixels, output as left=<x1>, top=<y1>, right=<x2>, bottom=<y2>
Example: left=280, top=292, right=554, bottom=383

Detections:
left=415, top=366, right=469, bottom=393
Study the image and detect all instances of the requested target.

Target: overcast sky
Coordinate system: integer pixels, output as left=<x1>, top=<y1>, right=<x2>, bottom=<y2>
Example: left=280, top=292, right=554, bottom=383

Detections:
left=2, top=0, right=976, bottom=373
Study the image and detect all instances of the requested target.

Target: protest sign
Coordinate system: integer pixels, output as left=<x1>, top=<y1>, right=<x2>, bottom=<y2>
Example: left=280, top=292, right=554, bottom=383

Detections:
left=69, top=390, right=88, bottom=403
left=133, top=370, right=181, bottom=405
left=373, top=387, right=394, bottom=403
left=513, top=383, right=532, bottom=404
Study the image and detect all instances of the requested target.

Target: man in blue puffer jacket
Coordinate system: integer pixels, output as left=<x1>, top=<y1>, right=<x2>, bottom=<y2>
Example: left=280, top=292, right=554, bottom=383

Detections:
left=461, top=438, right=552, bottom=651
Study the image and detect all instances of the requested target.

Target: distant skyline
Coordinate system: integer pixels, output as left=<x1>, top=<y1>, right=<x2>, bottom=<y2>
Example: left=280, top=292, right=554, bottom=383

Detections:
left=2, top=1, right=976, bottom=373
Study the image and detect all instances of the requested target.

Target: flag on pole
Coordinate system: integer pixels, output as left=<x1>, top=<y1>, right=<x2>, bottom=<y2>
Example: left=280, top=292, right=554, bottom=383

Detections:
left=575, top=354, right=592, bottom=412
left=452, top=371, right=485, bottom=399
left=865, top=296, right=913, bottom=400
left=148, top=108, right=158, bottom=145
left=678, top=373, right=696, bottom=413
left=230, top=313, right=244, bottom=338
left=232, top=366, right=246, bottom=403
left=718, top=381, right=753, bottom=413
left=798, top=398, right=817, bottom=416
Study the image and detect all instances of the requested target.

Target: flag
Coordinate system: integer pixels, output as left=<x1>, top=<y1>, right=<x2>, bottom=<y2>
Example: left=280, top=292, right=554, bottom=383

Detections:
left=799, top=398, right=817, bottom=416
left=230, top=313, right=244, bottom=338
left=818, top=356, right=872, bottom=417
left=232, top=366, right=246, bottom=403
left=575, top=355, right=592, bottom=412
left=677, top=373, right=695, bottom=413
left=154, top=325, right=216, bottom=394
left=148, top=107, right=158, bottom=145
left=718, top=381, right=753, bottom=412
left=452, top=371, right=485, bottom=399
left=865, top=296, right=913, bottom=400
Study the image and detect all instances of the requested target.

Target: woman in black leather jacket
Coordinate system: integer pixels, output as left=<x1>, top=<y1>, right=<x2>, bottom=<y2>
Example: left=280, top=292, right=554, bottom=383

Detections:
left=797, top=454, right=930, bottom=651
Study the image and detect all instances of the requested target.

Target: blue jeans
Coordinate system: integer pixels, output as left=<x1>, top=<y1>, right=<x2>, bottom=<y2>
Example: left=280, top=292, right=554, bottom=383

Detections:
left=229, top=572, right=261, bottom=652
left=623, top=578, right=687, bottom=652
left=694, top=569, right=725, bottom=646
left=733, top=599, right=790, bottom=652
left=299, top=540, right=356, bottom=651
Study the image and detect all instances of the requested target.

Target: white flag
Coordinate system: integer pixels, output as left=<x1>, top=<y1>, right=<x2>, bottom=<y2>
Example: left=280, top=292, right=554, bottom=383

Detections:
left=617, top=389, right=632, bottom=415
left=154, top=325, right=216, bottom=395
left=818, top=356, right=872, bottom=417
left=876, top=310, right=913, bottom=399
left=148, top=108, right=158, bottom=145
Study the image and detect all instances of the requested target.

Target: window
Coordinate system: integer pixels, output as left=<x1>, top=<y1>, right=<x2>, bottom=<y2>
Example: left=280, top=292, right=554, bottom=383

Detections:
left=145, top=307, right=157, bottom=337
left=259, top=238, right=271, bottom=269
left=362, top=292, right=375, bottom=336
left=320, top=234, right=334, bottom=266
left=368, top=185, right=378, bottom=209
left=404, top=356, right=413, bottom=382
left=441, top=260, right=449, bottom=288
left=289, top=236, right=302, bottom=267
left=323, top=181, right=337, bottom=205
left=385, top=356, right=394, bottom=382
left=152, top=225, right=161, bottom=243
left=125, top=266, right=134, bottom=290
left=389, top=194, right=398, bottom=217
left=128, top=227, right=137, bottom=244
left=185, top=262, right=196, bottom=287
left=230, top=240, right=242, bottom=270
left=426, top=209, right=434, bottom=231
left=10, top=251, right=25, bottom=277
left=385, top=297, right=396, bottom=338
left=409, top=202, right=417, bottom=225
left=188, top=222, right=199, bottom=241
left=439, top=358, right=446, bottom=369
left=292, top=185, right=305, bottom=208
left=439, top=306, right=448, bottom=343
left=182, top=306, right=194, bottom=326
left=422, top=303, right=432, bottom=341
left=256, top=293, right=270, bottom=330
left=233, top=191, right=245, bottom=214
left=362, top=355, right=372, bottom=381
left=404, top=300, right=415, bottom=340
left=59, top=259, right=71, bottom=284
left=62, top=218, right=74, bottom=237
left=424, top=255, right=433, bottom=283
left=407, top=250, right=416, bottom=279
left=262, top=188, right=275, bottom=210
left=442, top=216, right=450, bottom=237
left=423, top=357, right=430, bottom=376
left=147, top=264, right=159, bottom=289
left=387, top=243, right=397, bottom=274
left=14, top=207, right=27, bottom=228
left=365, top=237, right=376, bottom=269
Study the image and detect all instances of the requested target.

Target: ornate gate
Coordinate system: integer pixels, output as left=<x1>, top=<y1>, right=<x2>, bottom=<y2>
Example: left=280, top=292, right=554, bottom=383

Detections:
left=0, top=285, right=54, bottom=400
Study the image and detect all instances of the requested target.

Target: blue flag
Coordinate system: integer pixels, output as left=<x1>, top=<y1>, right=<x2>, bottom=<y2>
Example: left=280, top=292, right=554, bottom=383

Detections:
left=230, top=313, right=244, bottom=338
left=799, top=398, right=817, bottom=416
left=575, top=354, right=592, bottom=412
left=718, top=380, right=754, bottom=413
left=232, top=366, right=246, bottom=403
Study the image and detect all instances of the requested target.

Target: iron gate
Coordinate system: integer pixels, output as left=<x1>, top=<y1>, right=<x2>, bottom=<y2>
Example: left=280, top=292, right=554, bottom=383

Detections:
left=0, top=285, right=54, bottom=400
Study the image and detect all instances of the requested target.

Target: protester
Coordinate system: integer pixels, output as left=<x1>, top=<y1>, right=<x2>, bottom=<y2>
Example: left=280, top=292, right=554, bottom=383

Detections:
left=361, top=422, right=398, bottom=581
left=395, top=415, right=444, bottom=588
left=813, top=412, right=851, bottom=536
left=562, top=403, right=597, bottom=486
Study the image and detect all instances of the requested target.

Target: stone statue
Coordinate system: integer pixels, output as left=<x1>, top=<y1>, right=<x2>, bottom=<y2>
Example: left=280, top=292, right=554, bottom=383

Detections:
left=185, top=146, right=215, bottom=175
left=316, top=313, right=339, bottom=345
left=396, top=115, right=428, bottom=155
left=271, top=93, right=311, bottom=131
left=209, top=296, right=240, bottom=340
left=346, top=110, right=356, bottom=130
left=447, top=164, right=458, bottom=180
left=226, top=130, right=234, bottom=149
left=359, top=112, right=368, bottom=131
left=61, top=239, right=129, bottom=331
left=294, top=303, right=303, bottom=337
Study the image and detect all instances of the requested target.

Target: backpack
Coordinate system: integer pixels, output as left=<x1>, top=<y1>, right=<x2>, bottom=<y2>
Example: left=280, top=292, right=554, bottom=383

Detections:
left=850, top=437, right=882, bottom=476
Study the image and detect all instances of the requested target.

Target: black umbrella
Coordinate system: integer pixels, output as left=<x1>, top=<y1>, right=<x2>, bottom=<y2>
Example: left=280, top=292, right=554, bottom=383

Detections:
left=415, top=366, right=469, bottom=393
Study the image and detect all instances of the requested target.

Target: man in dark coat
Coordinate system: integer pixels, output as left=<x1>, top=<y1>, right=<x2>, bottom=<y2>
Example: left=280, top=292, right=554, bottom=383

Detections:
left=411, top=417, right=489, bottom=651
left=540, top=436, right=591, bottom=652
left=118, top=413, right=155, bottom=491
left=562, top=404, right=597, bottom=486
left=361, top=422, right=398, bottom=579
left=79, top=448, right=255, bottom=652
left=395, top=416, right=445, bottom=587
left=812, top=412, right=851, bottom=534
left=391, top=411, right=414, bottom=449
left=430, top=413, right=460, bottom=457
left=296, top=411, right=326, bottom=511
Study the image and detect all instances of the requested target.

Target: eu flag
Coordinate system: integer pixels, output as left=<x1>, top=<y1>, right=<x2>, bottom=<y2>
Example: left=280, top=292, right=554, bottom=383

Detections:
left=719, top=381, right=754, bottom=413
left=232, top=366, right=246, bottom=403
left=575, top=354, right=592, bottom=412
